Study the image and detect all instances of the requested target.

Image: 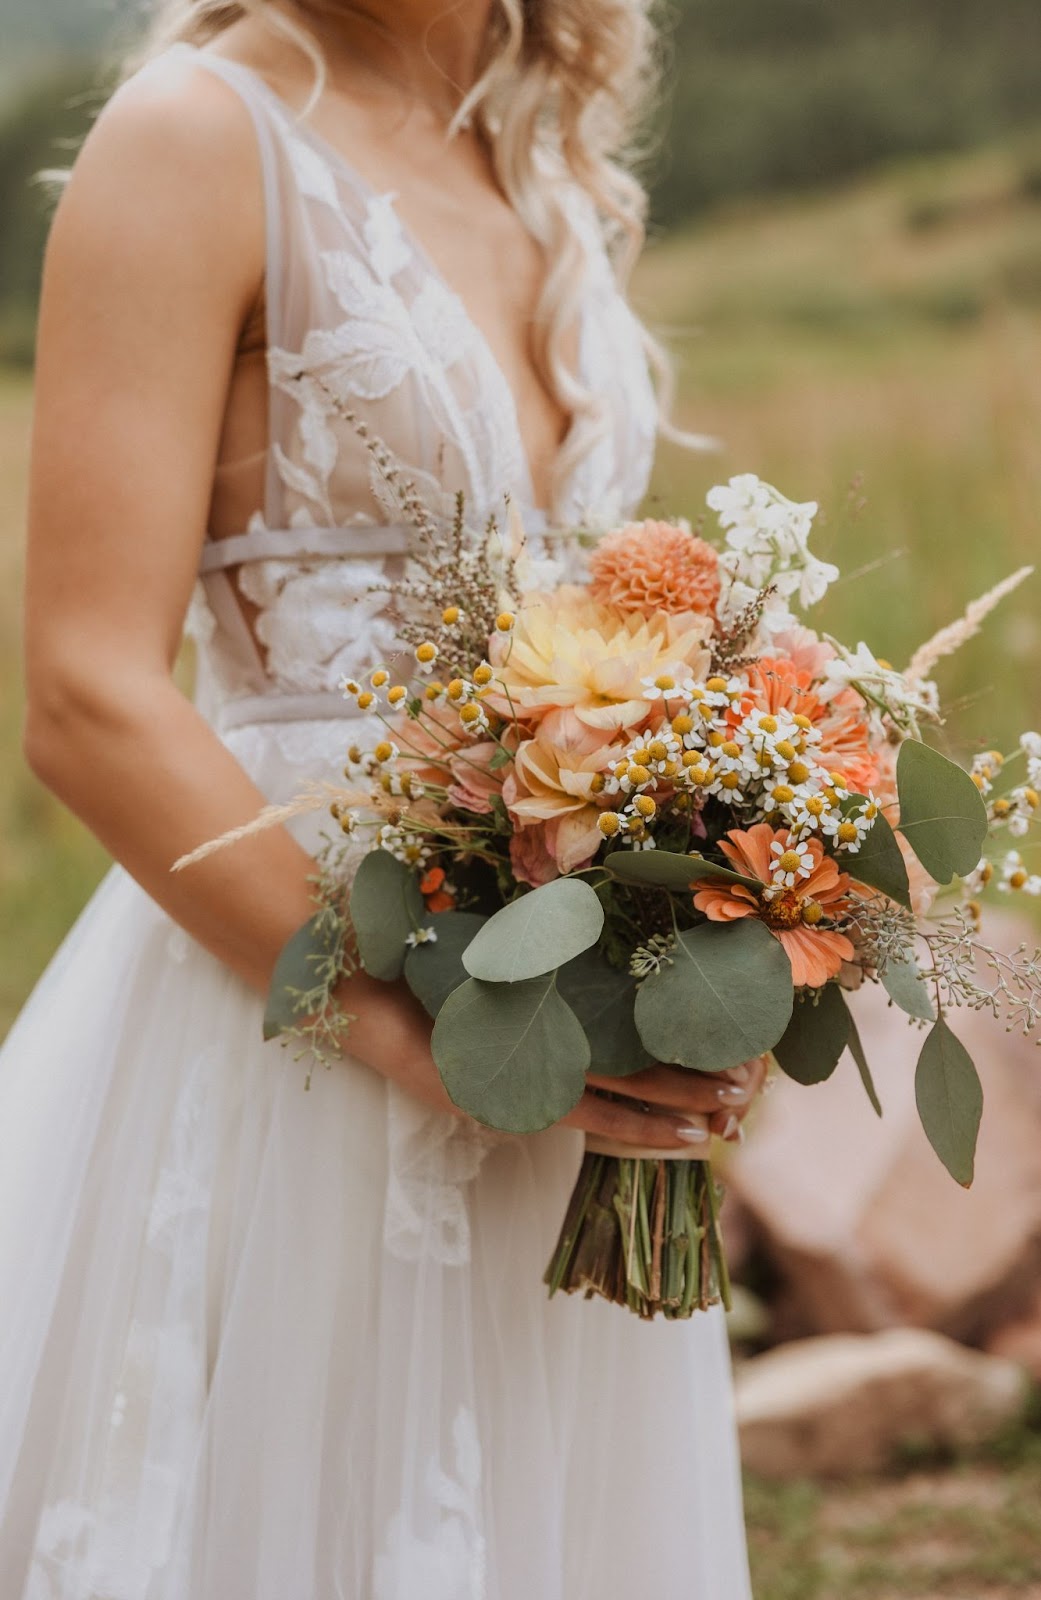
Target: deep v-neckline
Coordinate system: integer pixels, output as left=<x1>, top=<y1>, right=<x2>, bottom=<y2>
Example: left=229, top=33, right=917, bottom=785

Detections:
left=192, top=45, right=583, bottom=523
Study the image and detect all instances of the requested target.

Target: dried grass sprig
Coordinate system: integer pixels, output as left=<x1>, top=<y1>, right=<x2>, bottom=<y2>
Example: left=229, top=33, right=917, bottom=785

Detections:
left=905, top=566, right=1033, bottom=683
left=171, top=782, right=368, bottom=871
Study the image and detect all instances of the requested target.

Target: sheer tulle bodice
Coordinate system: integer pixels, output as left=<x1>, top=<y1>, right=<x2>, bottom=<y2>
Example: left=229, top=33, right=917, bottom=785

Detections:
left=0, top=45, right=752, bottom=1600
left=184, top=44, right=659, bottom=718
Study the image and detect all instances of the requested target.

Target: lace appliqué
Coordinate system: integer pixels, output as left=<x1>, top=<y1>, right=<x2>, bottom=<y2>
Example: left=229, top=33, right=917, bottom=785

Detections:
left=374, top=1407, right=487, bottom=1600
left=384, top=1086, right=502, bottom=1268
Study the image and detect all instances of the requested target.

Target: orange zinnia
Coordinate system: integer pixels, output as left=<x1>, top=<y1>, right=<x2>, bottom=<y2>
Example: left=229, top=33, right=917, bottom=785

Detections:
left=747, top=657, right=880, bottom=795
left=420, top=866, right=455, bottom=914
left=692, top=822, right=856, bottom=988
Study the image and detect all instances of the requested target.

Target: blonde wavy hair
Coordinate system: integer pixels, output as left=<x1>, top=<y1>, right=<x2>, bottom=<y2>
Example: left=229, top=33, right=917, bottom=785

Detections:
left=130, top=1, right=695, bottom=487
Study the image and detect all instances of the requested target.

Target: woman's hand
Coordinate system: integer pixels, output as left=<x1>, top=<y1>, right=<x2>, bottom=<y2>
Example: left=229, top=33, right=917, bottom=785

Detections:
left=565, top=1057, right=770, bottom=1154
left=338, top=971, right=769, bottom=1149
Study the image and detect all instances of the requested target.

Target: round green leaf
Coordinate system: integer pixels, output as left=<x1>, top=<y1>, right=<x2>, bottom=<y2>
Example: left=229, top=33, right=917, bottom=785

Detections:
left=607, top=848, right=761, bottom=893
left=915, top=1015, right=983, bottom=1187
left=634, top=919, right=794, bottom=1074
left=350, top=849, right=424, bottom=981
left=897, top=740, right=989, bottom=884
left=461, top=877, right=604, bottom=983
left=556, top=947, right=654, bottom=1077
left=403, top=912, right=488, bottom=1019
left=840, top=798, right=911, bottom=910
left=431, top=974, right=589, bottom=1133
left=881, top=950, right=936, bottom=1022
left=264, top=913, right=340, bottom=1041
left=773, top=983, right=851, bottom=1086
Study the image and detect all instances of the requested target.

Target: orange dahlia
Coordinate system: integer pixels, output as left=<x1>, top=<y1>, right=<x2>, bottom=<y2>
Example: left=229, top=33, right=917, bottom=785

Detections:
left=692, top=822, right=856, bottom=988
left=588, top=520, right=721, bottom=617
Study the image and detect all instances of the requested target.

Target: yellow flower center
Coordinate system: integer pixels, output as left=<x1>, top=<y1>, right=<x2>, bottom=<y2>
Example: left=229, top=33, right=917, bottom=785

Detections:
left=415, top=642, right=437, bottom=664
left=672, top=714, right=694, bottom=735
left=634, top=795, right=657, bottom=818
left=648, top=739, right=669, bottom=762
left=758, top=715, right=778, bottom=734
left=837, top=821, right=859, bottom=844
left=992, top=798, right=1011, bottom=817
left=801, top=900, right=824, bottom=926
left=722, top=740, right=741, bottom=760
left=459, top=703, right=482, bottom=724
left=473, top=664, right=493, bottom=686
left=1010, top=869, right=1028, bottom=889
left=788, top=760, right=811, bottom=785
left=628, top=764, right=651, bottom=786
left=706, top=676, right=728, bottom=694
left=654, top=675, right=676, bottom=692
left=598, top=812, right=622, bottom=836
left=777, top=849, right=804, bottom=874
left=370, top=669, right=390, bottom=688
left=772, top=784, right=795, bottom=804
left=447, top=679, right=467, bottom=701
left=760, top=890, right=804, bottom=930
left=775, top=740, right=796, bottom=762
left=708, top=730, right=726, bottom=748
left=793, top=714, right=813, bottom=731
left=356, top=691, right=375, bottom=710
left=805, top=795, right=826, bottom=816
left=720, top=771, right=741, bottom=790
left=495, top=611, right=516, bottom=632
left=373, top=741, right=393, bottom=763
left=441, top=606, right=460, bottom=626
left=387, top=686, right=408, bottom=706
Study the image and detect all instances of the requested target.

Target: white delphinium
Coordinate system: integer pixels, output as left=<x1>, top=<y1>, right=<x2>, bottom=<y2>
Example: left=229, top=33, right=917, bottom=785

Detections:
left=708, top=475, right=840, bottom=635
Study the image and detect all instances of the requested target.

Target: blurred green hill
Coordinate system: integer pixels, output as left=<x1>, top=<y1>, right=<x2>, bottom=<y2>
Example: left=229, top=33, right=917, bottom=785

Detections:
left=4, top=0, right=1041, bottom=360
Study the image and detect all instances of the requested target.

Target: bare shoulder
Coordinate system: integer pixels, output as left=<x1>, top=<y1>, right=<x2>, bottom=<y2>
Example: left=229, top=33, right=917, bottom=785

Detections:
left=47, top=47, right=264, bottom=312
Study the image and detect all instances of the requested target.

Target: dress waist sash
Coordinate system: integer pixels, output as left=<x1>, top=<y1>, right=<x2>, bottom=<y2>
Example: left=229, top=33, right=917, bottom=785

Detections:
left=217, top=692, right=370, bottom=731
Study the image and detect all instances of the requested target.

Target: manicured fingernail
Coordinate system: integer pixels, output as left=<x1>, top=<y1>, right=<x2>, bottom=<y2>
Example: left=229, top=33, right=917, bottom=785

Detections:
left=717, top=1084, right=749, bottom=1104
left=676, top=1123, right=710, bottom=1143
left=729, top=1063, right=752, bottom=1086
left=722, top=1114, right=742, bottom=1141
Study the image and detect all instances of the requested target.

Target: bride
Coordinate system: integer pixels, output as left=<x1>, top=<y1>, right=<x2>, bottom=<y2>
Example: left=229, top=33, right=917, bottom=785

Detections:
left=2, top=2, right=763, bottom=1594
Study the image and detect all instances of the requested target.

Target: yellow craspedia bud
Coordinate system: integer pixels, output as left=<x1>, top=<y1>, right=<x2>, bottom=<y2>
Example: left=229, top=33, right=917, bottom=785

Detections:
left=627, top=764, right=651, bottom=787
left=387, top=685, right=408, bottom=706
left=672, top=714, right=694, bottom=736
left=788, top=760, right=811, bottom=786
left=775, top=739, right=796, bottom=763
left=589, top=773, right=606, bottom=794
left=801, top=901, right=824, bottom=926
left=447, top=679, right=467, bottom=701
left=495, top=611, right=515, bottom=632
left=837, top=821, right=859, bottom=845
left=793, top=714, right=813, bottom=732
left=459, top=702, right=482, bottom=725
left=1009, top=868, right=1029, bottom=889
left=425, top=681, right=445, bottom=701
left=772, top=784, right=796, bottom=804
left=356, top=691, right=375, bottom=711
left=634, top=794, right=657, bottom=818
left=720, top=771, right=741, bottom=791
left=370, top=669, right=390, bottom=688
left=992, top=798, right=1012, bottom=818
left=648, top=739, right=669, bottom=763
left=415, top=642, right=438, bottom=666
left=473, top=663, right=493, bottom=686
left=758, top=715, right=778, bottom=734
left=598, top=811, right=622, bottom=837
left=721, top=740, right=741, bottom=760
left=441, top=606, right=460, bottom=626
left=373, top=741, right=394, bottom=763
left=706, top=676, right=728, bottom=694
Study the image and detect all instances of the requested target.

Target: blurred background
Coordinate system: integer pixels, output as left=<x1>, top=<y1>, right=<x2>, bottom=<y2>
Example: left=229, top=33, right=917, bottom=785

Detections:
left=2, top=2, right=1041, bottom=1593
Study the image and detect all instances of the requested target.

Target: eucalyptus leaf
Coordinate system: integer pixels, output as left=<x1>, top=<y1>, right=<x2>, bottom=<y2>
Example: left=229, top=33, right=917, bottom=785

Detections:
left=840, top=797, right=911, bottom=910
left=264, top=914, right=340, bottom=1041
left=462, top=877, right=604, bottom=983
left=915, top=1015, right=983, bottom=1186
left=897, top=740, right=989, bottom=884
left=350, top=849, right=424, bottom=982
left=882, top=950, right=936, bottom=1022
left=556, top=947, right=653, bottom=1077
left=773, top=983, right=851, bottom=1086
left=634, top=919, right=793, bottom=1074
left=846, top=1012, right=883, bottom=1117
left=431, top=974, right=589, bottom=1133
left=607, top=848, right=761, bottom=893
left=404, top=912, right=488, bottom=1019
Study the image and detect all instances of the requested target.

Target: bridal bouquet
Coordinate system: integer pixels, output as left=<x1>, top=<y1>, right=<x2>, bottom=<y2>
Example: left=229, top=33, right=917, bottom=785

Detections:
left=183, top=468, right=1040, bottom=1320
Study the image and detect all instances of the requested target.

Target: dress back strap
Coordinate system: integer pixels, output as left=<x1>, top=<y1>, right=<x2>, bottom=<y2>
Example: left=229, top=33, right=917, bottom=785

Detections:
left=198, top=524, right=414, bottom=573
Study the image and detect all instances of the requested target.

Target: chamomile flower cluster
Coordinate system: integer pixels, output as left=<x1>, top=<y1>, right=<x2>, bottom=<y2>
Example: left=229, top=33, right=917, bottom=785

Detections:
left=974, top=734, right=1041, bottom=839
left=997, top=851, right=1041, bottom=896
left=597, top=670, right=879, bottom=859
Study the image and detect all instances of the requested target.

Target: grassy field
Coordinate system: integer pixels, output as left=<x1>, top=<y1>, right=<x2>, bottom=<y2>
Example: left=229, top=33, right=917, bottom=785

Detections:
left=2, top=135, right=1041, bottom=1594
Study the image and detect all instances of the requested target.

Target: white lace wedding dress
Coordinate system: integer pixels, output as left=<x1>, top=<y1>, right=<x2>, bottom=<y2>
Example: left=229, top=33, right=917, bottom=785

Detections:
left=0, top=45, right=752, bottom=1600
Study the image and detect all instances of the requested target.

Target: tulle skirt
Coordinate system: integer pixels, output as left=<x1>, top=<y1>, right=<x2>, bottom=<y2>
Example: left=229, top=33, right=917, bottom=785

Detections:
left=0, top=719, right=751, bottom=1600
